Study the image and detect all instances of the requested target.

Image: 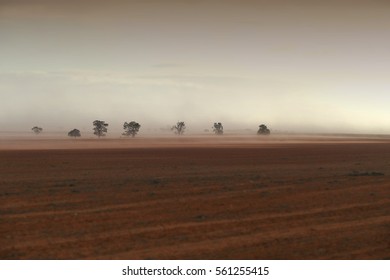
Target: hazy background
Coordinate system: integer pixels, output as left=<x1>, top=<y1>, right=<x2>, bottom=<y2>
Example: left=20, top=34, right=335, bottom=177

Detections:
left=1, top=0, right=389, bottom=134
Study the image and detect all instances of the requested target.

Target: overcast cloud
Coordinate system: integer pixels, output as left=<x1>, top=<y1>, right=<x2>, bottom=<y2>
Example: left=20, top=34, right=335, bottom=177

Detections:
left=1, top=0, right=390, bottom=134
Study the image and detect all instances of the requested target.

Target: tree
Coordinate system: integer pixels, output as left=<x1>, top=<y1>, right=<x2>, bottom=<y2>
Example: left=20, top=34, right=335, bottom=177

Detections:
left=212, top=122, right=224, bottom=135
left=93, top=120, right=108, bottom=138
left=123, top=121, right=141, bottom=137
left=68, top=129, right=81, bottom=138
left=171, top=121, right=186, bottom=135
left=32, top=126, right=43, bottom=135
left=257, top=124, right=270, bottom=135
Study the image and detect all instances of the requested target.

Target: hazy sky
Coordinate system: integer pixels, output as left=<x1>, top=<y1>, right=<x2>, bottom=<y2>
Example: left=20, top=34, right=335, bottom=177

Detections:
left=1, top=0, right=390, bottom=134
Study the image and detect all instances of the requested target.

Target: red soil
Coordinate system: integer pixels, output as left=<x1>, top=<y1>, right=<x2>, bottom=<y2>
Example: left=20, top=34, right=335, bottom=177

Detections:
left=0, top=137, right=389, bottom=259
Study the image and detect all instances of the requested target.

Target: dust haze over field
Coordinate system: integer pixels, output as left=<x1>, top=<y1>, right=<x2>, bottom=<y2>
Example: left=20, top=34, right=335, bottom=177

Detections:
left=1, top=0, right=390, bottom=261
left=1, top=0, right=390, bottom=134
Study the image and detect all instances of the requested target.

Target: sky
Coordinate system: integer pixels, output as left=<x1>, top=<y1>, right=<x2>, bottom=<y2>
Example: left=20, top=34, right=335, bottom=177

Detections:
left=1, top=0, right=390, bottom=134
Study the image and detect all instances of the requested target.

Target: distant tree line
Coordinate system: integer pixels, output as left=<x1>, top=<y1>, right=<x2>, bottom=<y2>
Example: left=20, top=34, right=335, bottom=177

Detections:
left=31, top=121, right=271, bottom=138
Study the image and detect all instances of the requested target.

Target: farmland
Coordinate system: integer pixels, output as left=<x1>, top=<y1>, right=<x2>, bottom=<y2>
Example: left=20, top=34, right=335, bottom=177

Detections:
left=0, top=136, right=389, bottom=259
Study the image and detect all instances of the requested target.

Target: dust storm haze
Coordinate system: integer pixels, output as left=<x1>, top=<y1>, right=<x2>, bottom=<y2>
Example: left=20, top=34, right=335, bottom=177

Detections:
left=2, top=1, right=390, bottom=262
left=1, top=0, right=390, bottom=135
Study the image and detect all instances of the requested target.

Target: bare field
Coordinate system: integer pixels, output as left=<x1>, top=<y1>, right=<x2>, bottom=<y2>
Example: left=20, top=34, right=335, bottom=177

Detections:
left=0, top=137, right=389, bottom=259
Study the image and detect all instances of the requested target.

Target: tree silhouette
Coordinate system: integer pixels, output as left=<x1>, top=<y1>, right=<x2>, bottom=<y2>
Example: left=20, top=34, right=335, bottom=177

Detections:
left=68, top=129, right=81, bottom=138
left=31, top=126, right=43, bottom=135
left=213, top=122, right=224, bottom=135
left=171, top=121, right=186, bottom=135
left=257, top=124, right=270, bottom=135
left=123, top=121, right=141, bottom=137
left=93, top=120, right=108, bottom=138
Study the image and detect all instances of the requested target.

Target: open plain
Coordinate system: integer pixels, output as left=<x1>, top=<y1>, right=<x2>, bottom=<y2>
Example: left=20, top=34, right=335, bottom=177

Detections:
left=0, top=135, right=389, bottom=259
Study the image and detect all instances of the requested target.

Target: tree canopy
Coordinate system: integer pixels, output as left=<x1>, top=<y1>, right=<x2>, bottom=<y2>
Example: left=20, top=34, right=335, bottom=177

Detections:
left=257, top=124, right=270, bottom=135
left=171, top=121, right=186, bottom=135
left=93, top=120, right=108, bottom=137
left=213, top=122, right=224, bottom=135
left=123, top=121, right=141, bottom=137
left=31, top=126, right=43, bottom=134
left=68, top=129, right=81, bottom=138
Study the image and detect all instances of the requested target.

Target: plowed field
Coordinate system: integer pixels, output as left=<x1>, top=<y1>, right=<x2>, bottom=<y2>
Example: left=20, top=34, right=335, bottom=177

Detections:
left=1, top=137, right=389, bottom=259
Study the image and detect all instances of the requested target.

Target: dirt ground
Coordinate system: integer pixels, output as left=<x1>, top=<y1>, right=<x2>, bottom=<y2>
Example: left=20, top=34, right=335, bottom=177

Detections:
left=0, top=136, right=389, bottom=259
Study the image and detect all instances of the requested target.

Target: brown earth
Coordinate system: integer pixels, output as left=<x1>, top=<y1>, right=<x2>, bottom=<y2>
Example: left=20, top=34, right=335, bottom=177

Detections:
left=0, top=137, right=389, bottom=259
